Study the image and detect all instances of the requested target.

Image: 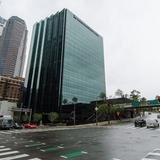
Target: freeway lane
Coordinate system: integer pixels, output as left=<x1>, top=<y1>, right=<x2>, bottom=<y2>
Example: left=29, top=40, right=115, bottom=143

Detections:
left=0, top=113, right=160, bottom=160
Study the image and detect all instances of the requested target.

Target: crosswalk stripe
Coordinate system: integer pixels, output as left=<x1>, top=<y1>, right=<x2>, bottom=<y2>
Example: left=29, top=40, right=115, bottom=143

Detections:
left=0, top=151, right=19, bottom=156
left=147, top=152, right=160, bottom=156
left=153, top=148, right=160, bottom=151
left=141, top=158, right=157, bottom=160
left=0, top=147, right=5, bottom=149
left=0, top=148, right=11, bottom=152
left=0, top=154, right=29, bottom=160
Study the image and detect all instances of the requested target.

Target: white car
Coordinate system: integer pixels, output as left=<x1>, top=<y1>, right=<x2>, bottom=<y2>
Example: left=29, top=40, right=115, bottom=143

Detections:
left=146, top=119, right=159, bottom=128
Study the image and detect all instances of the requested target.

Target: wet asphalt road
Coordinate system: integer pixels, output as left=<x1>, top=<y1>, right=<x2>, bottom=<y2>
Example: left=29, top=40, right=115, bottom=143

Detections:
left=0, top=113, right=160, bottom=160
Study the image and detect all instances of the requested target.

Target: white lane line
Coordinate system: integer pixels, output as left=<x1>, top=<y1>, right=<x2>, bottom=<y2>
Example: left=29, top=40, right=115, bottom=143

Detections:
left=0, top=148, right=11, bottom=152
left=0, top=154, right=29, bottom=160
left=28, top=158, right=41, bottom=160
left=112, top=158, right=121, bottom=160
left=0, top=147, right=5, bottom=149
left=8, top=131, right=15, bottom=133
left=0, top=151, right=19, bottom=156
left=57, top=146, right=64, bottom=149
left=9, top=131, right=21, bottom=134
left=0, top=131, right=11, bottom=135
left=60, top=155, right=67, bottom=159
left=81, top=151, right=88, bottom=154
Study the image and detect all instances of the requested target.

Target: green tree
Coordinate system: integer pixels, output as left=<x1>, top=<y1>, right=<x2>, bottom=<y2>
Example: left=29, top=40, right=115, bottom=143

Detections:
left=99, top=92, right=106, bottom=101
left=98, top=103, right=112, bottom=124
left=33, top=113, right=42, bottom=124
left=48, top=112, right=59, bottom=124
left=130, top=90, right=141, bottom=101
left=98, top=104, right=108, bottom=114
left=13, top=115, right=20, bottom=123
left=140, top=97, right=147, bottom=105
left=22, top=114, right=29, bottom=123
left=115, top=89, right=124, bottom=98
left=72, top=97, right=78, bottom=103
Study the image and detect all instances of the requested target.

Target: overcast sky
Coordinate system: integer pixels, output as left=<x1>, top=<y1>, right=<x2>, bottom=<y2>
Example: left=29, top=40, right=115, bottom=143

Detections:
left=1, top=0, right=160, bottom=99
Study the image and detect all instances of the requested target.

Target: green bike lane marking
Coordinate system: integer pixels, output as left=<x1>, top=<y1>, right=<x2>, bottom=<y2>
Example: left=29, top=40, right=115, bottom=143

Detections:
left=60, top=151, right=88, bottom=159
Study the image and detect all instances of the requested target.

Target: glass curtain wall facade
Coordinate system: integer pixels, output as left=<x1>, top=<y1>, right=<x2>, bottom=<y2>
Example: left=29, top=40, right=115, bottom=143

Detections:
left=24, top=9, right=105, bottom=113
left=62, top=11, right=105, bottom=103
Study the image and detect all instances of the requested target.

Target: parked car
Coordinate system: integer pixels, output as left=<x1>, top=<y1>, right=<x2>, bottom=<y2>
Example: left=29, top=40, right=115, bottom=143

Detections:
left=134, top=118, right=146, bottom=127
left=12, top=123, right=23, bottom=129
left=0, top=115, right=14, bottom=130
left=23, top=123, right=37, bottom=129
left=157, top=114, right=160, bottom=119
left=146, top=119, right=159, bottom=128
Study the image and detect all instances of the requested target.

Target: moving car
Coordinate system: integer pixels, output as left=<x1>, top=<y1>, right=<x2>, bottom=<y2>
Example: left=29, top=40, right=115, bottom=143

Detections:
left=0, top=115, right=14, bottom=130
left=23, top=123, right=37, bottom=129
left=134, top=118, right=146, bottom=127
left=146, top=119, right=159, bottom=128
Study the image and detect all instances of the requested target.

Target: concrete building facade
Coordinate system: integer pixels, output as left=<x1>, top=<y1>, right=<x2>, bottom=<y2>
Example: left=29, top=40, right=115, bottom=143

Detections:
left=0, top=75, right=24, bottom=102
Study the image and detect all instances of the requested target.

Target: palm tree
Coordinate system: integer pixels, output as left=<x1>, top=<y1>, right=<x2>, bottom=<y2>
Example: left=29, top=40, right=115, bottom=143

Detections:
left=72, top=97, right=78, bottom=125
left=130, top=90, right=141, bottom=101
left=115, top=89, right=124, bottom=98
left=63, top=99, right=68, bottom=105
left=140, top=97, right=147, bottom=105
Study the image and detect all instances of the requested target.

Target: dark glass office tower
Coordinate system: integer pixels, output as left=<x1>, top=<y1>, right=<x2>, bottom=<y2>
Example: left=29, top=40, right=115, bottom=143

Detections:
left=24, top=9, right=106, bottom=113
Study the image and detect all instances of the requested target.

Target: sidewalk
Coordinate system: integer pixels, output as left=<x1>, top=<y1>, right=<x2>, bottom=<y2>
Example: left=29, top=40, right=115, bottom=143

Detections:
left=18, top=118, right=133, bottom=134
left=38, top=118, right=132, bottom=130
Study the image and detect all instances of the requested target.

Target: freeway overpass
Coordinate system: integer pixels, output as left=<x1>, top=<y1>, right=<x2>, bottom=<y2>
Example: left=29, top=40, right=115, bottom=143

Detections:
left=125, top=104, right=160, bottom=110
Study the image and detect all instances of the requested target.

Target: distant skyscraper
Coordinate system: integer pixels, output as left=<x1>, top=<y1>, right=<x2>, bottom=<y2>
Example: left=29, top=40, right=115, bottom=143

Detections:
left=0, top=16, right=6, bottom=36
left=24, top=9, right=106, bottom=113
left=0, top=16, right=27, bottom=77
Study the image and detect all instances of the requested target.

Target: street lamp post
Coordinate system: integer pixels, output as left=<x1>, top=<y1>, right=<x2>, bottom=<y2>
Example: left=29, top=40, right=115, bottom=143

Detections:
left=95, top=106, right=98, bottom=126
left=95, top=96, right=99, bottom=126
left=72, top=97, right=78, bottom=126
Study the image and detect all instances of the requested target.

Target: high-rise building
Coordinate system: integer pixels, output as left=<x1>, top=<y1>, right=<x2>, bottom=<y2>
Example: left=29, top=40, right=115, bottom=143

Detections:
left=24, top=9, right=106, bottom=113
left=0, top=16, right=6, bottom=36
left=0, top=16, right=27, bottom=77
left=0, top=17, right=6, bottom=60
